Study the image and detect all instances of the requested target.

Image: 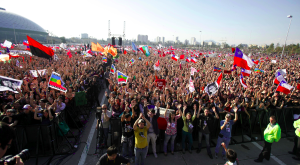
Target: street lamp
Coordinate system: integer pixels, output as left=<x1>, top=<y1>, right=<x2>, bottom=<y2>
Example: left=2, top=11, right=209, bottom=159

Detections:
left=281, top=15, right=293, bottom=59
left=199, top=31, right=202, bottom=50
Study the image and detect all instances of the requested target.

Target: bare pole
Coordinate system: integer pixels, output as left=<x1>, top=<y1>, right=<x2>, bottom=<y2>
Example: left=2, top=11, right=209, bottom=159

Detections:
left=281, top=15, right=293, bottom=59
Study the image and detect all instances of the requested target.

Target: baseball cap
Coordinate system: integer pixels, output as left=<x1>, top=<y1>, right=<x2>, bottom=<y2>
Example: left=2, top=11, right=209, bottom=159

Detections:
left=23, top=104, right=31, bottom=109
left=225, top=113, right=231, bottom=118
left=138, top=119, right=145, bottom=124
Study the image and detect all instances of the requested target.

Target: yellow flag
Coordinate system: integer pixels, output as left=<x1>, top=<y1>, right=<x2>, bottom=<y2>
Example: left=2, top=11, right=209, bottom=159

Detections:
left=97, top=42, right=104, bottom=52
left=103, top=46, right=109, bottom=56
left=109, top=46, right=118, bottom=57
left=91, top=42, right=97, bottom=51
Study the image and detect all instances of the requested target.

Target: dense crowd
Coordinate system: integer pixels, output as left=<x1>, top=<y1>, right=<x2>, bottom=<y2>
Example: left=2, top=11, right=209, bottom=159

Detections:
left=97, top=47, right=300, bottom=165
left=1, top=45, right=300, bottom=165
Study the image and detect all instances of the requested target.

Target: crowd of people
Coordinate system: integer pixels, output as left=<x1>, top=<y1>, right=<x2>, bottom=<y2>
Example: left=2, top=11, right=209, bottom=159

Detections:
left=1, top=44, right=300, bottom=165
left=96, top=46, right=300, bottom=165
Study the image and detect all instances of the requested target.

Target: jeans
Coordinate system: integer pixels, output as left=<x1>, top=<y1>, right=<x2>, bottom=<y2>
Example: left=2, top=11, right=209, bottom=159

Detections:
left=198, top=132, right=211, bottom=155
left=215, top=136, right=231, bottom=156
left=146, top=133, right=157, bottom=155
left=122, top=136, right=133, bottom=158
left=164, top=134, right=177, bottom=153
left=182, top=130, right=193, bottom=151
left=99, top=128, right=109, bottom=146
left=258, top=140, right=272, bottom=161
left=134, top=147, right=147, bottom=165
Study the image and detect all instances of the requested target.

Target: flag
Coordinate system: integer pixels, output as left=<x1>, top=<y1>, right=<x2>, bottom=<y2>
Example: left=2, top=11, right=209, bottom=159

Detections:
left=124, top=50, right=127, bottom=55
left=191, top=57, right=197, bottom=63
left=27, top=35, right=54, bottom=59
left=224, top=70, right=232, bottom=74
left=275, top=69, right=287, bottom=78
left=233, top=47, right=254, bottom=70
left=191, top=67, right=197, bottom=75
left=252, top=59, right=259, bottom=65
left=48, top=72, right=67, bottom=92
left=213, top=67, right=222, bottom=72
left=180, top=54, right=185, bottom=59
left=103, top=57, right=107, bottom=63
left=97, top=42, right=104, bottom=52
left=110, top=64, right=116, bottom=74
left=204, top=73, right=222, bottom=96
left=297, top=84, right=300, bottom=90
left=91, top=42, right=97, bottom=51
left=231, top=48, right=235, bottom=53
left=23, top=40, right=29, bottom=46
left=241, top=68, right=251, bottom=77
left=142, top=46, right=150, bottom=56
left=274, top=72, right=286, bottom=85
left=117, top=71, right=128, bottom=84
left=16, top=60, right=20, bottom=67
left=231, top=65, right=237, bottom=71
left=254, top=68, right=264, bottom=73
left=276, top=81, right=293, bottom=95
left=129, top=58, right=135, bottom=65
left=186, top=57, right=190, bottom=62
left=54, top=54, right=59, bottom=61
left=109, top=46, right=118, bottom=56
left=189, top=77, right=195, bottom=92
left=67, top=50, right=72, bottom=58
left=171, top=55, right=179, bottom=61
left=3, top=40, right=12, bottom=48
left=240, top=74, right=247, bottom=88
left=155, top=60, right=160, bottom=67
left=132, top=42, right=137, bottom=51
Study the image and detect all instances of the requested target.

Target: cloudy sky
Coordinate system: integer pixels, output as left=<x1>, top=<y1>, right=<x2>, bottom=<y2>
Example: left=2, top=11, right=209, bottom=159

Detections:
left=2, top=0, right=300, bottom=45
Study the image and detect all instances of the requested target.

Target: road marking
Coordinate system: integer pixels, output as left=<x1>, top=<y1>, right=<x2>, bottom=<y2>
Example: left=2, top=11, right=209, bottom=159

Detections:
left=243, top=135, right=286, bottom=165
left=78, top=89, right=107, bottom=165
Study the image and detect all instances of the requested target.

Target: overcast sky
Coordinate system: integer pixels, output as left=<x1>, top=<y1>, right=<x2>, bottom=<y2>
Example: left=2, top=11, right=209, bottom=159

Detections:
left=2, top=0, right=300, bottom=45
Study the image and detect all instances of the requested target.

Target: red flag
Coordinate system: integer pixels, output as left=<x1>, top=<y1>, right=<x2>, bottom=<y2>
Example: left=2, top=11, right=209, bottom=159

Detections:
left=297, top=84, right=300, bottom=90
left=155, top=60, right=160, bottom=67
left=231, top=48, right=235, bottom=53
left=124, top=50, right=127, bottom=55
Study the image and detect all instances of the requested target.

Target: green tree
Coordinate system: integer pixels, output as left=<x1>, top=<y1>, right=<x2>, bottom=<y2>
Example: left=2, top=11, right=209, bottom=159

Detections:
left=267, top=43, right=274, bottom=52
left=60, top=37, right=66, bottom=43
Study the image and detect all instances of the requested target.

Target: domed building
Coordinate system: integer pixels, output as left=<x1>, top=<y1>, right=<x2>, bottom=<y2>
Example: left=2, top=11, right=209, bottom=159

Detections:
left=0, top=8, right=48, bottom=44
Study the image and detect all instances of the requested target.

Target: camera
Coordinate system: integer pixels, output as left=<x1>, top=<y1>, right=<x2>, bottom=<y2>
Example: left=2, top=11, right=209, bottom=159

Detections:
left=96, top=107, right=102, bottom=119
left=0, top=149, right=30, bottom=165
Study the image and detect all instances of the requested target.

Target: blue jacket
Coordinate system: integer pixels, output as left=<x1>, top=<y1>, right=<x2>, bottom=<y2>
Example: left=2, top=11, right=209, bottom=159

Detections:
left=144, top=106, right=160, bottom=135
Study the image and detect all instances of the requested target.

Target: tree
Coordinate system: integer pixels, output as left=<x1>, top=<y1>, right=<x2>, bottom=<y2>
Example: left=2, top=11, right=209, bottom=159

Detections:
left=267, top=43, right=274, bottom=53
left=60, top=37, right=66, bottom=43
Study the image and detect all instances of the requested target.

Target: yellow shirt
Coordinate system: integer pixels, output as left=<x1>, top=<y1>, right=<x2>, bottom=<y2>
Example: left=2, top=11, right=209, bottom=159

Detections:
left=134, top=127, right=149, bottom=148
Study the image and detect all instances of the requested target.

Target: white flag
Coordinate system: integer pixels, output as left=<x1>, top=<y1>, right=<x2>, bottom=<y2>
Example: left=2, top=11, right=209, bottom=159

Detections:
left=3, top=40, right=12, bottom=48
left=191, top=67, right=197, bottom=75
left=37, top=69, right=47, bottom=76
left=30, top=70, right=38, bottom=77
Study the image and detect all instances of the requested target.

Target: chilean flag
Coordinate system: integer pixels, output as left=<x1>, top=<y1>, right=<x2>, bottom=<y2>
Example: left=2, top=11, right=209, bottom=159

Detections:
left=171, top=55, right=179, bottom=61
left=216, top=73, right=222, bottom=87
left=252, top=59, right=259, bottom=65
left=155, top=60, right=160, bottom=67
left=191, top=57, right=197, bottom=63
left=276, top=81, right=293, bottom=95
left=241, top=68, right=251, bottom=77
left=274, top=72, right=286, bottom=85
left=240, top=74, right=247, bottom=88
left=186, top=57, right=190, bottom=62
left=233, top=47, right=254, bottom=70
left=214, top=67, right=222, bottom=72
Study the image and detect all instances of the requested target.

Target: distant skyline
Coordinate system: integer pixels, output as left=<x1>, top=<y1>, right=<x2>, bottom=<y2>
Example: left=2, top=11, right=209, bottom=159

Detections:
left=2, top=0, right=300, bottom=45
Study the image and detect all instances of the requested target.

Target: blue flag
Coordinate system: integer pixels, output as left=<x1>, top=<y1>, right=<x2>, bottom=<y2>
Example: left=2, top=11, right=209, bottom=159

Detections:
left=6, top=48, right=10, bottom=53
left=132, top=42, right=137, bottom=51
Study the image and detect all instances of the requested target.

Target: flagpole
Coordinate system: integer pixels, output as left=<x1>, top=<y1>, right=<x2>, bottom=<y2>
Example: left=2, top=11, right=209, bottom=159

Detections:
left=13, top=24, right=17, bottom=44
left=281, top=15, right=293, bottom=59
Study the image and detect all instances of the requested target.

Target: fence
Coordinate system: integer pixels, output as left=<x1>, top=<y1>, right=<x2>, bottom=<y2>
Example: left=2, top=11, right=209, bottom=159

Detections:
left=108, top=106, right=298, bottom=153
left=7, top=78, right=103, bottom=165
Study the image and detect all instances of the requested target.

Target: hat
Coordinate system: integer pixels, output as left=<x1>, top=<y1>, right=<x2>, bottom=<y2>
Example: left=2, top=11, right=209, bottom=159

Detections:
left=23, top=104, right=31, bottom=109
left=138, top=119, right=145, bottom=124
left=7, top=109, right=16, bottom=113
left=225, top=113, right=231, bottom=118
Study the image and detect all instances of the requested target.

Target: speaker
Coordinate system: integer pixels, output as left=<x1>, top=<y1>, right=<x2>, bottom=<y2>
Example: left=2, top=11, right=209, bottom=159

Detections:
left=118, top=37, right=122, bottom=46
left=112, top=37, right=115, bottom=45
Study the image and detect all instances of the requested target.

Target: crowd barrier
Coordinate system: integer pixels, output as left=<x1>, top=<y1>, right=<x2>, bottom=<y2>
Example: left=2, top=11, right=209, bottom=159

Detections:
left=7, top=79, right=103, bottom=165
left=107, top=107, right=298, bottom=154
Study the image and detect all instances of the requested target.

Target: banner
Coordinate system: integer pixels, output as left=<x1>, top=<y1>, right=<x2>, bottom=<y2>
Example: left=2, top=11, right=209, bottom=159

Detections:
left=30, top=70, right=38, bottom=77
left=0, top=76, right=23, bottom=93
left=37, top=69, right=47, bottom=76
left=204, top=82, right=219, bottom=96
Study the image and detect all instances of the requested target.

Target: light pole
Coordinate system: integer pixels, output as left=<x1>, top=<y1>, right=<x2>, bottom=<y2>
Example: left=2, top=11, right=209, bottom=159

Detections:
left=281, top=15, right=293, bottom=59
left=199, top=31, right=201, bottom=50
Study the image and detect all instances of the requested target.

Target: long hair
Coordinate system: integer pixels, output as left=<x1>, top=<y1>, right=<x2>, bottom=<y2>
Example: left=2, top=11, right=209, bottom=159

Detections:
left=169, top=111, right=176, bottom=123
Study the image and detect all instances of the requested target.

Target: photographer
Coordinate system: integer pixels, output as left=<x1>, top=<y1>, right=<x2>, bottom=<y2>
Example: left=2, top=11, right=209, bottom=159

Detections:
left=96, top=145, right=130, bottom=165
left=96, top=104, right=111, bottom=148
left=0, top=122, right=23, bottom=165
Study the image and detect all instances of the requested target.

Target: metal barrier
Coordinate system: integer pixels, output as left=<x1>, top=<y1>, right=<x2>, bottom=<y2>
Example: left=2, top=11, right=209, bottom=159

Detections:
left=105, top=107, right=299, bottom=153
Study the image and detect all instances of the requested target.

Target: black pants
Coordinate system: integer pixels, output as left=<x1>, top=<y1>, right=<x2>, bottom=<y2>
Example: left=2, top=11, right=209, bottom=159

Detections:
left=292, top=136, right=300, bottom=155
left=258, top=140, right=272, bottom=161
